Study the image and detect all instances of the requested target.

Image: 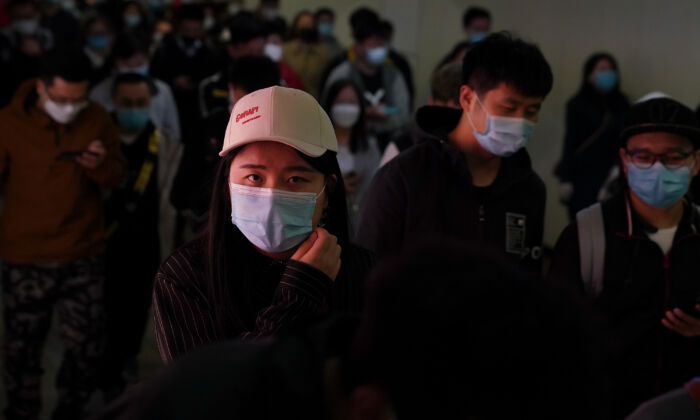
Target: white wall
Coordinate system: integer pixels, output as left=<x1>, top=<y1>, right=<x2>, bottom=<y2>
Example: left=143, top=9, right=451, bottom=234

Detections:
left=279, top=0, right=700, bottom=245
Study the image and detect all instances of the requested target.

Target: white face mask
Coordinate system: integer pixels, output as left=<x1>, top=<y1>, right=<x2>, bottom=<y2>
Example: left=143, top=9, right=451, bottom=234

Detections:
left=228, top=4, right=242, bottom=15
left=331, top=103, right=361, bottom=128
left=264, top=43, right=283, bottom=62
left=12, top=18, right=39, bottom=35
left=466, top=94, right=535, bottom=157
left=203, top=16, right=215, bottom=31
left=44, top=99, right=87, bottom=124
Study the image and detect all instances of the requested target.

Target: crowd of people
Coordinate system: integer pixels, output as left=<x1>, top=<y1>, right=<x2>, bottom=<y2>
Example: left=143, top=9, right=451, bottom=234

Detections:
left=0, top=1, right=698, bottom=419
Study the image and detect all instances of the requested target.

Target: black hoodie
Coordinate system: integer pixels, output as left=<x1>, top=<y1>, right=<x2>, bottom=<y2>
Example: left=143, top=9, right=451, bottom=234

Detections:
left=356, top=106, right=546, bottom=274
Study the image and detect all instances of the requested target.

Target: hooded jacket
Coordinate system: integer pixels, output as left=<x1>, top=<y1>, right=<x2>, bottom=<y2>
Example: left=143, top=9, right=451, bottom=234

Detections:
left=356, top=106, right=546, bottom=273
left=0, top=79, right=126, bottom=264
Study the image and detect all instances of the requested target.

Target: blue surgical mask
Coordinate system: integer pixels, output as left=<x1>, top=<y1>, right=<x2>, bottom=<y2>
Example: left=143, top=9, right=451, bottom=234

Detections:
left=366, top=46, right=388, bottom=66
left=124, top=14, right=142, bottom=28
left=627, top=162, right=691, bottom=208
left=595, top=70, right=618, bottom=93
left=318, top=22, right=334, bottom=37
left=118, top=64, right=149, bottom=76
left=116, top=109, right=151, bottom=131
left=466, top=95, right=535, bottom=157
left=230, top=183, right=325, bottom=253
left=470, top=32, right=488, bottom=43
left=87, top=34, right=109, bottom=51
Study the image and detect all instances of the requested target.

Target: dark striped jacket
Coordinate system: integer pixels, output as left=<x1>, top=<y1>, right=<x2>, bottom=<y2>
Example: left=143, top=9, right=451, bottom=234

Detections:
left=153, top=239, right=375, bottom=364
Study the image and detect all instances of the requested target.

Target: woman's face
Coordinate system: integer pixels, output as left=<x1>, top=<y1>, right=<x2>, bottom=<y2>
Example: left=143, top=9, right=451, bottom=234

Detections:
left=229, top=141, right=331, bottom=228
left=334, top=86, right=360, bottom=106
left=588, top=58, right=614, bottom=85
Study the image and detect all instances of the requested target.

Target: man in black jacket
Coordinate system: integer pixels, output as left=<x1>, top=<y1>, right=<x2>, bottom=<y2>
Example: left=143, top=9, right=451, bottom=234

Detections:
left=548, top=97, right=700, bottom=418
left=356, top=32, right=552, bottom=274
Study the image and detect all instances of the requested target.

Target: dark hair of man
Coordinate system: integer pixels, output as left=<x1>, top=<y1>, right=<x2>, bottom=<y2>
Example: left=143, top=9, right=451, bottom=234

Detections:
left=82, top=14, right=112, bottom=35
left=226, top=55, right=280, bottom=94
left=314, top=7, right=334, bottom=21
left=352, top=18, right=382, bottom=43
left=111, top=33, right=149, bottom=60
left=40, top=48, right=92, bottom=86
left=110, top=72, right=156, bottom=98
left=264, top=16, right=287, bottom=38
left=348, top=238, right=608, bottom=419
left=225, top=10, right=266, bottom=45
left=377, top=19, right=393, bottom=41
left=462, top=6, right=491, bottom=28
left=431, top=62, right=462, bottom=104
left=202, top=150, right=350, bottom=332
left=437, top=40, right=472, bottom=68
left=349, top=7, right=378, bottom=30
left=177, top=3, right=204, bottom=22
left=322, top=79, right=368, bottom=153
left=462, top=32, right=553, bottom=98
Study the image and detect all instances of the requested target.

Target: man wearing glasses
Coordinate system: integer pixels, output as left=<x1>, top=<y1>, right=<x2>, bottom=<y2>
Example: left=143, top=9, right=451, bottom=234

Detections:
left=548, top=97, right=700, bottom=419
left=0, top=48, right=125, bottom=419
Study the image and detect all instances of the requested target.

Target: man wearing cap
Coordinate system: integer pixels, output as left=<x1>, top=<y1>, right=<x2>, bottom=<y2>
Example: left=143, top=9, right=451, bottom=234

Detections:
left=548, top=97, right=700, bottom=418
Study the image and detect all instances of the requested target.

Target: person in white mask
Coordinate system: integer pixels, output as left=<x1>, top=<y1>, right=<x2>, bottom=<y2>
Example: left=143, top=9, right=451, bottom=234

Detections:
left=263, top=17, right=305, bottom=90
left=323, top=79, right=380, bottom=234
left=153, top=86, right=375, bottom=365
left=0, top=48, right=126, bottom=419
left=357, top=33, right=552, bottom=276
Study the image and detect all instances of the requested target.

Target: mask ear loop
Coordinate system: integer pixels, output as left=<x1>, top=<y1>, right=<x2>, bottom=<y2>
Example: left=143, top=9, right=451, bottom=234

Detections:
left=465, top=92, right=489, bottom=135
left=317, top=182, right=329, bottom=228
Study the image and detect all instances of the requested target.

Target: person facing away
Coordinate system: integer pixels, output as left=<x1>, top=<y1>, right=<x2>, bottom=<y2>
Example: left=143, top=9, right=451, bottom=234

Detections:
left=94, top=238, right=605, bottom=420
left=548, top=97, right=700, bottom=418
left=99, top=73, right=182, bottom=401
left=556, top=52, right=630, bottom=220
left=90, top=33, right=181, bottom=142
left=153, top=86, right=375, bottom=365
left=356, top=32, right=552, bottom=275
left=379, top=61, right=463, bottom=167
left=322, top=79, right=381, bottom=234
left=170, top=54, right=281, bottom=234
left=0, top=48, right=126, bottom=420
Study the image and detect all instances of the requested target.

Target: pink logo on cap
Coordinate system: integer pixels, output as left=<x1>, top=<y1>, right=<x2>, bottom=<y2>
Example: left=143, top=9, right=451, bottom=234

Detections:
left=236, top=106, right=260, bottom=124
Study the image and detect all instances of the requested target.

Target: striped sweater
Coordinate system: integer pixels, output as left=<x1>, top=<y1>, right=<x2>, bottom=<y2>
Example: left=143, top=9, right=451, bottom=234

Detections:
left=153, top=239, right=375, bottom=364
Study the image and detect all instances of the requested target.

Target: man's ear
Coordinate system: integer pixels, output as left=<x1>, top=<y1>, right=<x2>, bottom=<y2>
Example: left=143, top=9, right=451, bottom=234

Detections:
left=692, top=150, right=700, bottom=177
left=459, top=84, right=474, bottom=113
left=347, top=384, right=393, bottom=420
left=619, top=148, right=629, bottom=177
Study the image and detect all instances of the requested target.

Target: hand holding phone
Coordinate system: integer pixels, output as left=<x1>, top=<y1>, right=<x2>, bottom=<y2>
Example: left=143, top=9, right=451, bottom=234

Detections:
left=56, top=150, right=99, bottom=162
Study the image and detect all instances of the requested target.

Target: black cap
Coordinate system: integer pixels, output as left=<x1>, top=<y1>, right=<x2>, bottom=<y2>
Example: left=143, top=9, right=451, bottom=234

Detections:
left=621, top=97, right=700, bottom=149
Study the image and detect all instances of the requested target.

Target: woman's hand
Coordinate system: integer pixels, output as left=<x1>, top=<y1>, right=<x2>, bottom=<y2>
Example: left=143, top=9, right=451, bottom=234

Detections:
left=291, top=228, right=341, bottom=280
left=662, top=306, right=700, bottom=338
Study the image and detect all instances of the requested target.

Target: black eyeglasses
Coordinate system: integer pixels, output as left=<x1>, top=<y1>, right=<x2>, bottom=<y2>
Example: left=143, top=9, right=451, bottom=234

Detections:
left=625, top=149, right=695, bottom=170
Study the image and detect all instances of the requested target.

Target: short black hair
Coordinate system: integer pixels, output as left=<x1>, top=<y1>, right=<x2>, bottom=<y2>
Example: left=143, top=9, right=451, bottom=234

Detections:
left=462, top=32, right=553, bottom=98
left=111, top=33, right=149, bottom=60
left=223, top=10, right=266, bottom=45
left=377, top=19, right=393, bottom=40
left=314, top=7, right=334, bottom=20
left=462, top=6, right=491, bottom=28
left=227, top=55, right=280, bottom=94
left=264, top=16, right=287, bottom=38
left=110, top=72, right=156, bottom=98
left=350, top=238, right=606, bottom=419
left=352, top=17, right=382, bottom=43
left=349, top=7, right=378, bottom=30
left=177, top=3, right=204, bottom=22
left=40, top=48, right=92, bottom=85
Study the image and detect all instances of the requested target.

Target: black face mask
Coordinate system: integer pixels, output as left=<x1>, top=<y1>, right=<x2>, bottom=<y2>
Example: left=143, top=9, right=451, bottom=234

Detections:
left=298, top=28, right=317, bottom=43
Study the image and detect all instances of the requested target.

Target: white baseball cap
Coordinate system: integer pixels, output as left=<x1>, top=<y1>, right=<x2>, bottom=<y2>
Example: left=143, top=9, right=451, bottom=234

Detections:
left=220, top=86, right=338, bottom=157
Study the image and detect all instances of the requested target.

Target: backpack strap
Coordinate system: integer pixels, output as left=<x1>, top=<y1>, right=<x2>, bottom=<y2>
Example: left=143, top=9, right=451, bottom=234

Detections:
left=576, top=203, right=606, bottom=297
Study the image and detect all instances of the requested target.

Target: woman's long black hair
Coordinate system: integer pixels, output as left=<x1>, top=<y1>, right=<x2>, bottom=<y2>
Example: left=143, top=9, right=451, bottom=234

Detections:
left=322, top=78, right=369, bottom=154
left=579, top=53, right=622, bottom=96
left=202, top=146, right=350, bottom=332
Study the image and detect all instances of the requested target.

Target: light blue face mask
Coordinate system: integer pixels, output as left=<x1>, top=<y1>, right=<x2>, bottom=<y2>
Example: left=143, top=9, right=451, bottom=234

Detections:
left=116, top=109, right=150, bottom=131
left=318, top=22, right=334, bottom=37
left=466, top=95, right=536, bottom=157
left=470, top=32, right=488, bottom=43
left=87, top=34, right=110, bottom=51
left=627, top=162, right=691, bottom=208
left=124, top=14, right=142, bottom=28
left=595, top=70, right=618, bottom=93
left=230, top=183, right=325, bottom=253
left=366, top=46, right=389, bottom=66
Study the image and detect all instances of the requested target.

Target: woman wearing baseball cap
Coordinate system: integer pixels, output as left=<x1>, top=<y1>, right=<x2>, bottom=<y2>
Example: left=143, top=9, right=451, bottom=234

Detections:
left=152, top=86, right=375, bottom=364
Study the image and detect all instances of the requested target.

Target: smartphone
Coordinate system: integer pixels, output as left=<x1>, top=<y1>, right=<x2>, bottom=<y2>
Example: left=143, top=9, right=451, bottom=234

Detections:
left=55, top=150, right=98, bottom=161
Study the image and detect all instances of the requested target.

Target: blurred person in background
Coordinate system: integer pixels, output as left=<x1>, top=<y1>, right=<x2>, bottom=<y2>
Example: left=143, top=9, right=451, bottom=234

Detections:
left=255, top=0, right=278, bottom=22
left=377, top=18, right=414, bottom=109
left=82, top=14, right=114, bottom=85
left=323, top=12, right=410, bottom=151
left=150, top=3, right=219, bottom=145
left=91, top=34, right=181, bottom=142
left=314, top=6, right=341, bottom=59
left=119, top=0, right=151, bottom=44
left=283, top=9, right=331, bottom=99
left=39, top=0, right=79, bottom=49
left=0, top=48, right=125, bottom=420
left=462, top=6, right=491, bottom=43
left=198, top=10, right=265, bottom=119
left=99, top=72, right=181, bottom=401
left=264, top=16, right=304, bottom=90
left=556, top=52, right=630, bottom=220
left=323, top=79, right=380, bottom=234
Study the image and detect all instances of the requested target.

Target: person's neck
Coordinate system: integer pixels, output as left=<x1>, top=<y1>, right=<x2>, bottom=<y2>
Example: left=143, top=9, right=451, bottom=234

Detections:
left=354, top=52, right=377, bottom=76
left=629, top=192, right=685, bottom=230
left=448, top=117, right=501, bottom=187
left=335, top=126, right=352, bottom=146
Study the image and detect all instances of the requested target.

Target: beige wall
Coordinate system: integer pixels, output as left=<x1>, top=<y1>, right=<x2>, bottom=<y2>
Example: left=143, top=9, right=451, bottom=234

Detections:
left=279, top=0, right=700, bottom=245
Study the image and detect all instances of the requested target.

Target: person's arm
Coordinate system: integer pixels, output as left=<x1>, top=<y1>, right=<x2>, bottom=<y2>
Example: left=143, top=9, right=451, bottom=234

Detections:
left=157, top=83, right=181, bottom=142
left=79, top=113, right=126, bottom=189
left=355, top=161, right=407, bottom=259
left=241, top=228, right=340, bottom=339
left=546, top=223, right=586, bottom=294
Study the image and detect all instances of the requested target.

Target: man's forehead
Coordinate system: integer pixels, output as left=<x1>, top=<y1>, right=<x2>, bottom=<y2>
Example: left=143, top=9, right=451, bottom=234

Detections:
left=485, top=83, right=543, bottom=105
left=627, top=131, right=693, bottom=149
